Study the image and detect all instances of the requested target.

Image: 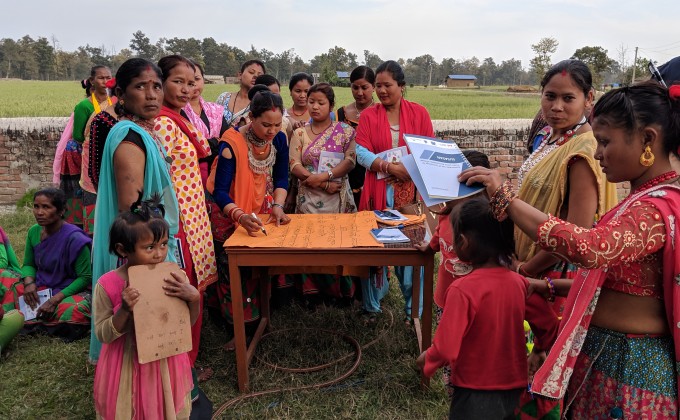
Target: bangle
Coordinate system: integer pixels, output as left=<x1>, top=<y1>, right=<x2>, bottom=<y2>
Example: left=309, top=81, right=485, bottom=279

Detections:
left=232, top=209, right=245, bottom=223
left=237, top=213, right=248, bottom=225
left=515, top=262, right=525, bottom=274
left=385, top=162, right=392, bottom=175
left=328, top=169, right=334, bottom=180
left=272, top=203, right=284, bottom=210
left=324, top=181, right=330, bottom=191
left=544, top=277, right=556, bottom=302
left=489, top=180, right=517, bottom=221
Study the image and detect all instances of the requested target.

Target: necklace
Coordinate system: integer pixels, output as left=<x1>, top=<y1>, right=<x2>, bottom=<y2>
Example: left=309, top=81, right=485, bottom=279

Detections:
left=355, top=99, right=375, bottom=118
left=291, top=107, right=307, bottom=117
left=632, top=171, right=678, bottom=194
left=246, top=127, right=268, bottom=148
left=545, top=116, right=587, bottom=146
left=310, top=122, right=333, bottom=136
left=247, top=142, right=277, bottom=174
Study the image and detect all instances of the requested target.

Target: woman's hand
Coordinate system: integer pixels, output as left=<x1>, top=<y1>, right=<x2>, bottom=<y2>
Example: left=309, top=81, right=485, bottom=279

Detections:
left=267, top=206, right=291, bottom=227
left=325, top=181, right=342, bottom=194
left=458, top=166, right=503, bottom=196
left=416, top=351, right=427, bottom=372
left=387, top=162, right=411, bottom=182
left=22, top=281, right=39, bottom=310
left=528, top=349, right=547, bottom=378
left=526, top=278, right=549, bottom=299
left=303, top=173, right=327, bottom=189
left=415, top=241, right=433, bottom=253
left=163, top=271, right=200, bottom=303
left=239, top=214, right=265, bottom=236
left=36, top=295, right=61, bottom=319
left=121, top=286, right=140, bottom=312
left=292, top=120, right=306, bottom=130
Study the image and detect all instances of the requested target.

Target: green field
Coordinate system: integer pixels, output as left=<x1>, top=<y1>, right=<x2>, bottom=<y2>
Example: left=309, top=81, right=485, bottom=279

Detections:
left=0, top=80, right=540, bottom=119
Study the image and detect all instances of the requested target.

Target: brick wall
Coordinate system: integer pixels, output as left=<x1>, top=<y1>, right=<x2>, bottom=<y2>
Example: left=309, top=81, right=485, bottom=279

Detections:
left=0, top=117, right=629, bottom=205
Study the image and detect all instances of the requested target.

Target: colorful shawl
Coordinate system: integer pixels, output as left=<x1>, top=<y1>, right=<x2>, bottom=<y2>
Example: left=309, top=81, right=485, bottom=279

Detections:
left=0, top=227, right=21, bottom=275
left=154, top=111, right=217, bottom=290
left=94, top=271, right=192, bottom=419
left=90, top=120, right=180, bottom=364
left=87, top=110, right=118, bottom=191
left=295, top=122, right=356, bottom=214
left=216, top=92, right=250, bottom=127
left=355, top=99, right=434, bottom=211
left=532, top=184, right=680, bottom=404
left=516, top=130, right=617, bottom=262
left=33, top=223, right=91, bottom=293
left=182, top=98, right=224, bottom=139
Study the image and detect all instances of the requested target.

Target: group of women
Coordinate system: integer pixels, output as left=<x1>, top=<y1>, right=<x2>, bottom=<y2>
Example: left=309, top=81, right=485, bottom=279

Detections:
left=3, top=52, right=680, bottom=418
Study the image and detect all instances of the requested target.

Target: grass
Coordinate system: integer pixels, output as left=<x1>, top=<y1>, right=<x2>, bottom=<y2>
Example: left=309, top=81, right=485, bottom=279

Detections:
left=0, top=79, right=540, bottom=120
left=0, top=209, right=449, bottom=419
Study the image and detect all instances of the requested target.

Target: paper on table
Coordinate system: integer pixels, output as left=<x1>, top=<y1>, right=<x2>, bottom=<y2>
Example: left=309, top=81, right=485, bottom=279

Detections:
left=129, top=262, right=193, bottom=364
left=225, top=211, right=384, bottom=248
left=18, top=288, right=52, bottom=321
left=370, top=228, right=411, bottom=243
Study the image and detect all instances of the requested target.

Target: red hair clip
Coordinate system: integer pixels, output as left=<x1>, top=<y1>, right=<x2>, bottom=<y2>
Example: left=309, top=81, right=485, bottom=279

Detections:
left=105, top=78, right=117, bottom=89
left=669, top=84, right=680, bottom=101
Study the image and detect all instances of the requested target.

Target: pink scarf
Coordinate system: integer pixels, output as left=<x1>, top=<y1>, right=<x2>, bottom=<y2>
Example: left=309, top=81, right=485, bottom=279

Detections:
left=355, top=99, right=434, bottom=211
left=532, top=184, right=680, bottom=403
left=182, top=97, right=224, bottom=139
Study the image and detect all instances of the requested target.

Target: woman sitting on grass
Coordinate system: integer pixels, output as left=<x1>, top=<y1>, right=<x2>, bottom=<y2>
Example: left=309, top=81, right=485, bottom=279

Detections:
left=14, top=188, right=92, bottom=340
left=0, top=226, right=24, bottom=353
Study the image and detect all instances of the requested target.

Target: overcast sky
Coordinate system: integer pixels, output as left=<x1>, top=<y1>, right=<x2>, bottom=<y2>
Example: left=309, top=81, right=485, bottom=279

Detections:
left=4, top=0, right=680, bottom=68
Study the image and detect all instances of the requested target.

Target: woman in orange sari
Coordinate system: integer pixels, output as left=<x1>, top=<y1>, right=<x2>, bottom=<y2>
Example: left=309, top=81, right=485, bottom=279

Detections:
left=461, top=81, right=680, bottom=419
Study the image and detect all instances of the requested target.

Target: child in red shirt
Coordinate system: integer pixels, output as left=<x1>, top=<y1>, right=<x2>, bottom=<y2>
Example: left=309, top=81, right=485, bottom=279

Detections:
left=417, top=150, right=489, bottom=397
left=417, top=197, right=558, bottom=419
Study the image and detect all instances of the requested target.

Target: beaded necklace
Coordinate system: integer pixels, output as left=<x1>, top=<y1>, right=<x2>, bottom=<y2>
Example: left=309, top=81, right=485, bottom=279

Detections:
left=245, top=127, right=267, bottom=148
left=518, top=117, right=587, bottom=189
left=631, top=171, right=678, bottom=195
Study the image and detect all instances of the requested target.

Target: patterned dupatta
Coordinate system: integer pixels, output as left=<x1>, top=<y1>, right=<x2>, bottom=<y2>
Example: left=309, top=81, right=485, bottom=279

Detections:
left=182, top=98, right=224, bottom=139
left=302, top=122, right=347, bottom=170
left=532, top=184, right=680, bottom=403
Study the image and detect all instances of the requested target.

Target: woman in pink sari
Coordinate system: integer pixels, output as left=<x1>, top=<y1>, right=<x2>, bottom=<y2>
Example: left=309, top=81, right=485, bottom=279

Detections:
left=461, top=81, right=680, bottom=418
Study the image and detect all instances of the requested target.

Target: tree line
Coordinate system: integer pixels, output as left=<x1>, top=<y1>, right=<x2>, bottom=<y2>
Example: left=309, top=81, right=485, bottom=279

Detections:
left=0, top=33, right=652, bottom=88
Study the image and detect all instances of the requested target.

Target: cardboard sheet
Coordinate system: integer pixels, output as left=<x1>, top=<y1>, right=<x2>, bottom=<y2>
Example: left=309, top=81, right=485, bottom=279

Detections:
left=129, top=262, right=193, bottom=364
left=225, top=211, right=384, bottom=248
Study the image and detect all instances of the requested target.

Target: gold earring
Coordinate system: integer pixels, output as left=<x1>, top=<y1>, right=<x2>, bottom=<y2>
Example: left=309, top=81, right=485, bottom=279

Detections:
left=640, top=145, right=655, bottom=167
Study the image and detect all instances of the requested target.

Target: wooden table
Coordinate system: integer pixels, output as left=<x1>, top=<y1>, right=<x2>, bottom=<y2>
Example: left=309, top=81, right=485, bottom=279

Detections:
left=226, top=225, right=435, bottom=393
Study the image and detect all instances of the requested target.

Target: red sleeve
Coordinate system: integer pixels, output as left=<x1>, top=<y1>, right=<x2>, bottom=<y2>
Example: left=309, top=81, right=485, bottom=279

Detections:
left=429, top=218, right=441, bottom=251
left=355, top=109, right=374, bottom=151
left=424, top=286, right=473, bottom=377
left=537, top=200, right=665, bottom=269
left=524, top=290, right=559, bottom=351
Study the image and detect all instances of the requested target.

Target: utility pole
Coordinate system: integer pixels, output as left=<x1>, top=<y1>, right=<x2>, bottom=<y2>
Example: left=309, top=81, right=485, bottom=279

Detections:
left=428, top=63, right=433, bottom=87
left=631, top=46, right=638, bottom=84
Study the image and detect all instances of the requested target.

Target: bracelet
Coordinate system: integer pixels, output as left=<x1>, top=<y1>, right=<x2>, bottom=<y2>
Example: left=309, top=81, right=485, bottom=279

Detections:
left=515, top=262, right=525, bottom=274
left=328, top=169, right=334, bottom=180
left=385, top=162, right=392, bottom=175
left=489, top=180, right=517, bottom=221
left=544, top=277, right=556, bottom=302
left=237, top=213, right=248, bottom=225
left=232, top=209, right=245, bottom=223
left=324, top=181, right=330, bottom=191
left=272, top=203, right=284, bottom=210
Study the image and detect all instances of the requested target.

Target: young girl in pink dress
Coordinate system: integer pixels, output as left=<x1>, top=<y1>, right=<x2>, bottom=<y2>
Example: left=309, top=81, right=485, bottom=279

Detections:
left=93, top=194, right=199, bottom=419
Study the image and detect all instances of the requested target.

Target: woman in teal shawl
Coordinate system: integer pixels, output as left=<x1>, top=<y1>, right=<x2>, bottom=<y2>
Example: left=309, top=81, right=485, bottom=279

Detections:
left=89, top=58, right=179, bottom=364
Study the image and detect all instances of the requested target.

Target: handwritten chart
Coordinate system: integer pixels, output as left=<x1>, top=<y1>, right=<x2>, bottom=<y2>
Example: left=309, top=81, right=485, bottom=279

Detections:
left=129, top=262, right=192, bottom=364
left=225, top=211, right=384, bottom=248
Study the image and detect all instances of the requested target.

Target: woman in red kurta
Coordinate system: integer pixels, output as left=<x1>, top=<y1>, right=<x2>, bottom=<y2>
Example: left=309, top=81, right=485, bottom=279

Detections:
left=461, top=81, right=680, bottom=418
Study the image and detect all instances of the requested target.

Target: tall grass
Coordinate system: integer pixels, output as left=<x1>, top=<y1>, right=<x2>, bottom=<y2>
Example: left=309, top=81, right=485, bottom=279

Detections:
left=0, top=80, right=540, bottom=120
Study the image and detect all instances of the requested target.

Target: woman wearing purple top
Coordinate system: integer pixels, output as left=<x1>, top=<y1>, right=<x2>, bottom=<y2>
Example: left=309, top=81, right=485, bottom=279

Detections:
left=13, top=188, right=92, bottom=339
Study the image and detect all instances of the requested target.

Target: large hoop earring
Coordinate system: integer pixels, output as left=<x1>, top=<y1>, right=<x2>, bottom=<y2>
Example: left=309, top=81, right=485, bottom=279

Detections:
left=640, top=145, right=655, bottom=167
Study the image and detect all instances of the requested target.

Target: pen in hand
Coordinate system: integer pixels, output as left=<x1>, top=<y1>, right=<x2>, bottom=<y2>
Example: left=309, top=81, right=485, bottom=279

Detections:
left=251, top=213, right=267, bottom=235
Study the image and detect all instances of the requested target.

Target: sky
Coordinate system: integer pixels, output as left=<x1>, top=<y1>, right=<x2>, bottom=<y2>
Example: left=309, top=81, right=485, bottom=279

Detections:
left=4, top=0, right=680, bottom=69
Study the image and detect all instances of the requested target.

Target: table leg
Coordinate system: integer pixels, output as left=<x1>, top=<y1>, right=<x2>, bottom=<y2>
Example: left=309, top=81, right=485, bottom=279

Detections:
left=228, top=255, right=249, bottom=393
left=411, top=264, right=422, bottom=326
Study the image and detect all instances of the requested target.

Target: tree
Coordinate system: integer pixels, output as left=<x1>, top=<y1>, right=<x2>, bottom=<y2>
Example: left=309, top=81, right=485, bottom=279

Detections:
left=530, top=37, right=559, bottom=84
left=363, top=50, right=382, bottom=69
left=129, top=30, right=157, bottom=60
left=479, top=57, right=496, bottom=86
left=571, top=46, right=615, bottom=87
left=166, top=37, right=203, bottom=63
left=623, top=56, right=653, bottom=84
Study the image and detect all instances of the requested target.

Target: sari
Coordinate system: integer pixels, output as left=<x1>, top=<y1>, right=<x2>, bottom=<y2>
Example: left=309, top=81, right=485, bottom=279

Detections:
left=517, top=129, right=617, bottom=315
left=182, top=98, right=225, bottom=186
left=90, top=120, right=180, bottom=364
left=337, top=106, right=367, bottom=206
left=16, top=223, right=92, bottom=329
left=531, top=184, right=680, bottom=418
left=93, top=270, right=192, bottom=420
left=290, top=122, right=357, bottom=214
left=0, top=227, right=22, bottom=311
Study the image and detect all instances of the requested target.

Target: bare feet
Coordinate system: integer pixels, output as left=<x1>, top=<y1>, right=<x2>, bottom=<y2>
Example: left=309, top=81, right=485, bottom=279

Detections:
left=223, top=337, right=236, bottom=351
